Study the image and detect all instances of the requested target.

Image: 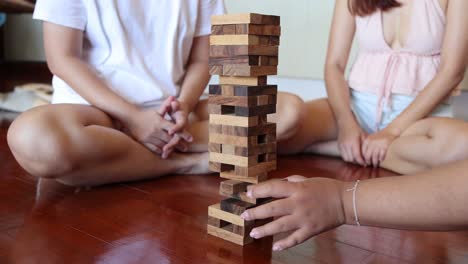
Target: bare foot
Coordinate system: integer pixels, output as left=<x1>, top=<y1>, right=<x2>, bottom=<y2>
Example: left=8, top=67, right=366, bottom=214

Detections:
left=176, top=152, right=211, bottom=174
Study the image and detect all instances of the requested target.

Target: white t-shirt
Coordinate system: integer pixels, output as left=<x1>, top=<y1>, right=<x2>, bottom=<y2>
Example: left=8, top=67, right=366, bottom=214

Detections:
left=33, top=0, right=225, bottom=106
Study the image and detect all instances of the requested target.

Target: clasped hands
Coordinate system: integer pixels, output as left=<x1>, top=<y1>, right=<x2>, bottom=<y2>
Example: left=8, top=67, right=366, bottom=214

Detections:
left=126, top=96, right=193, bottom=159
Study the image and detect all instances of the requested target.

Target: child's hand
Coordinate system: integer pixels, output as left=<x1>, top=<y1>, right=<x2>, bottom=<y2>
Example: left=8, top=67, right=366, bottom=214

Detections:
left=240, top=176, right=346, bottom=251
left=337, top=120, right=367, bottom=166
left=126, top=99, right=192, bottom=156
left=158, top=97, right=193, bottom=158
left=362, top=128, right=398, bottom=167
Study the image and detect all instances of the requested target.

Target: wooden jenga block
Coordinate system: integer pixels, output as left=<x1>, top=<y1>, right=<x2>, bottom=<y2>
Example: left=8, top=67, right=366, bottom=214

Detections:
left=208, top=95, right=276, bottom=107
left=219, top=76, right=267, bottom=86
left=211, top=24, right=281, bottom=36
left=233, top=143, right=277, bottom=157
left=209, top=56, right=278, bottom=67
left=235, top=24, right=281, bottom=36
left=209, top=143, right=222, bottom=153
left=209, top=85, right=277, bottom=97
left=210, top=45, right=278, bottom=58
left=234, top=104, right=276, bottom=117
left=209, top=162, right=234, bottom=172
left=208, top=203, right=252, bottom=227
left=209, top=134, right=257, bottom=147
left=222, top=65, right=277, bottom=77
left=220, top=180, right=250, bottom=195
left=220, top=171, right=269, bottom=184
left=209, top=123, right=276, bottom=137
left=221, top=198, right=255, bottom=215
left=210, top=114, right=259, bottom=127
left=211, top=13, right=280, bottom=26
left=209, top=152, right=258, bottom=167
left=211, top=24, right=237, bottom=35
left=210, top=35, right=280, bottom=46
left=207, top=224, right=253, bottom=246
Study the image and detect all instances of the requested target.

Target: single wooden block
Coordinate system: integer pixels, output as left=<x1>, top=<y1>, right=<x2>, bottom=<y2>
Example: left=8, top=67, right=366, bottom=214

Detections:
left=211, top=24, right=236, bottom=35
left=209, top=162, right=234, bottom=172
left=211, top=13, right=280, bottom=26
left=209, top=95, right=257, bottom=107
left=209, top=133, right=257, bottom=147
left=235, top=24, right=281, bottom=36
left=209, top=152, right=258, bottom=167
left=234, top=160, right=277, bottom=177
left=221, top=144, right=236, bottom=155
left=208, top=143, right=222, bottom=153
left=221, top=198, right=255, bottom=215
left=210, top=114, right=259, bottom=127
left=219, top=76, right=267, bottom=86
left=210, top=45, right=278, bottom=58
left=222, top=65, right=277, bottom=77
left=209, top=55, right=260, bottom=66
left=234, top=143, right=277, bottom=157
left=207, top=224, right=253, bottom=245
left=207, top=94, right=274, bottom=107
left=220, top=171, right=268, bottom=184
left=220, top=180, right=250, bottom=196
left=209, top=85, right=277, bottom=97
left=209, top=65, right=223, bottom=75
left=208, top=105, right=237, bottom=115
left=209, top=123, right=276, bottom=137
left=258, top=56, right=279, bottom=66
left=234, top=104, right=276, bottom=117
left=210, top=35, right=280, bottom=46
left=208, top=203, right=253, bottom=227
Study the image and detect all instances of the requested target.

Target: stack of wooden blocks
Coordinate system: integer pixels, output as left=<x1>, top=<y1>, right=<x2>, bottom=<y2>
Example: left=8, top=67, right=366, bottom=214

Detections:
left=206, top=13, right=280, bottom=246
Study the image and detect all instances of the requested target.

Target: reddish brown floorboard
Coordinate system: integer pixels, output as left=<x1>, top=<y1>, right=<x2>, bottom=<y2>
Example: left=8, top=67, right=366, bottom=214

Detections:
left=1, top=115, right=468, bottom=264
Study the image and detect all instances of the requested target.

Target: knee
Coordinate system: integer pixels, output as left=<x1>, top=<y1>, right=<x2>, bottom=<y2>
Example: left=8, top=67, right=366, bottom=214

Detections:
left=7, top=110, right=77, bottom=179
left=430, top=123, right=468, bottom=166
left=276, top=93, right=305, bottom=140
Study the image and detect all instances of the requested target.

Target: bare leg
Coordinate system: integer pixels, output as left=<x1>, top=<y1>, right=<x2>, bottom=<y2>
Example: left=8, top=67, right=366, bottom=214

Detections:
left=7, top=104, right=210, bottom=186
left=277, top=98, right=340, bottom=155
left=382, top=117, right=468, bottom=174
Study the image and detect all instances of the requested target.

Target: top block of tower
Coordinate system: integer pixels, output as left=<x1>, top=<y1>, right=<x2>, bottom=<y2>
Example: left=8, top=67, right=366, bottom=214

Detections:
left=211, top=13, right=280, bottom=26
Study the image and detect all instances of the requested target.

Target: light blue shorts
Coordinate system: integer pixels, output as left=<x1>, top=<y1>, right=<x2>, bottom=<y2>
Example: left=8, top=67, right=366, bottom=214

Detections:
left=351, top=90, right=453, bottom=134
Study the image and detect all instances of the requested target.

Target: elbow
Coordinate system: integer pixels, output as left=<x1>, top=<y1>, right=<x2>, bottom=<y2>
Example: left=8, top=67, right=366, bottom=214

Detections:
left=324, top=62, right=346, bottom=82
left=439, top=64, right=467, bottom=88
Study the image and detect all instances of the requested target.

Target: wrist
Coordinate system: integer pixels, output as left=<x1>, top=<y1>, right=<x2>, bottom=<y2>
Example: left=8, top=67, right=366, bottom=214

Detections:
left=178, top=98, right=195, bottom=113
left=385, top=123, right=403, bottom=137
left=340, top=181, right=357, bottom=226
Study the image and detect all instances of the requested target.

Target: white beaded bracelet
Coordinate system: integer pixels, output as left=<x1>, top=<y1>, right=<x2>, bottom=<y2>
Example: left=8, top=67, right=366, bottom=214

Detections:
left=346, top=180, right=361, bottom=226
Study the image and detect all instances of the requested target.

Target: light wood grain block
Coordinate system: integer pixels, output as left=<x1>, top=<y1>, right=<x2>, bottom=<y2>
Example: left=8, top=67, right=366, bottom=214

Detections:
left=209, top=133, right=256, bottom=147
left=209, top=152, right=258, bottom=167
left=211, top=13, right=280, bottom=26
left=207, top=224, right=253, bottom=245
left=208, top=203, right=252, bottom=227
left=222, top=65, right=277, bottom=77
left=220, top=180, right=250, bottom=196
left=219, top=76, right=267, bottom=86
left=209, top=162, right=234, bottom=173
left=208, top=143, right=222, bottom=153
left=210, top=114, right=259, bottom=127
left=209, top=123, right=276, bottom=137
left=220, top=171, right=268, bottom=184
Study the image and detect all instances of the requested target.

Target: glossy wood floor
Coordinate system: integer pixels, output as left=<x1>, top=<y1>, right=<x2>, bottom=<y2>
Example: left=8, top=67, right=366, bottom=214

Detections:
left=2, top=115, right=468, bottom=264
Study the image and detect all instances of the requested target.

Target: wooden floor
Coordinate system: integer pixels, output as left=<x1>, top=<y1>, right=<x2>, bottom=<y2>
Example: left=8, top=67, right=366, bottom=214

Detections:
left=1, top=115, right=468, bottom=264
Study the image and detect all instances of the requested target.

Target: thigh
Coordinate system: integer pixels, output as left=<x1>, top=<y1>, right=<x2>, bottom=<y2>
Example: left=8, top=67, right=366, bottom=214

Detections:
left=383, top=117, right=468, bottom=174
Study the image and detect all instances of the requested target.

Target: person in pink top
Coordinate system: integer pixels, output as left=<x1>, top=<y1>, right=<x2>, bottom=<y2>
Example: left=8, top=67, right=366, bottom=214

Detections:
left=281, top=0, right=468, bottom=175
left=239, top=0, right=468, bottom=252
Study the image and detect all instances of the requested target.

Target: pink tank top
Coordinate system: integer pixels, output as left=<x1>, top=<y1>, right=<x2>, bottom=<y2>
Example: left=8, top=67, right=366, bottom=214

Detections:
left=348, top=0, right=460, bottom=124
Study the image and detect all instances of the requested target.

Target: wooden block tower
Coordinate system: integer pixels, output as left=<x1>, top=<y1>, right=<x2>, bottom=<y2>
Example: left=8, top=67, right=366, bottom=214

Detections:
left=207, top=13, right=280, bottom=246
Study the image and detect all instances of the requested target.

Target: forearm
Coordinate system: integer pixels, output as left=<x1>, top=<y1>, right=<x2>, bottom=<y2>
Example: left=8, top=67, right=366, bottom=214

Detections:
left=325, top=65, right=356, bottom=126
left=387, top=72, right=463, bottom=134
left=342, top=159, right=468, bottom=230
left=178, top=61, right=210, bottom=112
left=52, top=57, right=139, bottom=123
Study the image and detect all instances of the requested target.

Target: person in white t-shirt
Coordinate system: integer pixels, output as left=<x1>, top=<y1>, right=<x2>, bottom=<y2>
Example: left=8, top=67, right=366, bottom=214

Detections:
left=7, top=0, right=305, bottom=186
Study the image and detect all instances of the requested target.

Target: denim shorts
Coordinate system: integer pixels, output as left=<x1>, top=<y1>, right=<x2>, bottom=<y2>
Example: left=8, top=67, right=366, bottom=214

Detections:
left=351, top=90, right=453, bottom=134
